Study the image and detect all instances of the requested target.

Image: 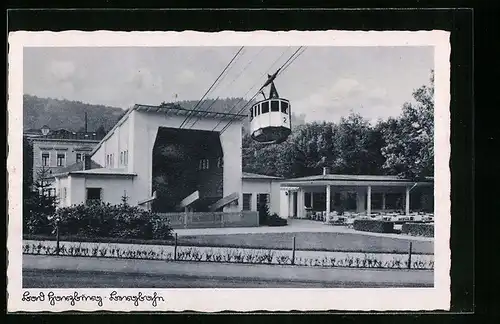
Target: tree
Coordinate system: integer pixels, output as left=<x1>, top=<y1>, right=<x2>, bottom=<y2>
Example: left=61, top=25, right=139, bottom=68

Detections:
left=329, top=113, right=385, bottom=175
left=23, top=137, right=34, bottom=196
left=380, top=70, right=434, bottom=180
left=33, top=166, right=58, bottom=214
left=23, top=166, right=58, bottom=235
left=242, top=113, right=387, bottom=178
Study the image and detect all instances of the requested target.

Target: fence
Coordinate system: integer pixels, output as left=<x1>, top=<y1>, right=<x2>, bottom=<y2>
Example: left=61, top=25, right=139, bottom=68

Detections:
left=158, top=211, right=259, bottom=229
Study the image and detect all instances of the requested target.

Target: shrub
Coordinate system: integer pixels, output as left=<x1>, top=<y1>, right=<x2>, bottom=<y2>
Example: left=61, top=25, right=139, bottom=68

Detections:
left=23, top=210, right=53, bottom=236
left=55, top=202, right=173, bottom=240
left=353, top=219, right=394, bottom=233
left=402, top=222, right=434, bottom=237
left=265, top=213, right=288, bottom=226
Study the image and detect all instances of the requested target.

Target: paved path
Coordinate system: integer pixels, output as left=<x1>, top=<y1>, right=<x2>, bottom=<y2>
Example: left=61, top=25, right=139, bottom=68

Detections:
left=23, top=255, right=433, bottom=288
left=22, top=269, right=428, bottom=288
left=174, top=219, right=434, bottom=242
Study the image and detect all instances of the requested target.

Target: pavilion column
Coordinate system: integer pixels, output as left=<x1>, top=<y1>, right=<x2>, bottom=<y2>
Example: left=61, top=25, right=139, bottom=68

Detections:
left=405, top=186, right=411, bottom=215
left=367, top=186, right=372, bottom=216
left=382, top=193, right=386, bottom=210
left=325, top=185, right=331, bottom=223
left=356, top=189, right=365, bottom=213
left=298, top=189, right=305, bottom=218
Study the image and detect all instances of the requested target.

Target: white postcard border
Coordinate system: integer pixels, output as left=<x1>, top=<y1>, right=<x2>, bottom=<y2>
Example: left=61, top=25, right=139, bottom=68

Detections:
left=7, top=30, right=451, bottom=312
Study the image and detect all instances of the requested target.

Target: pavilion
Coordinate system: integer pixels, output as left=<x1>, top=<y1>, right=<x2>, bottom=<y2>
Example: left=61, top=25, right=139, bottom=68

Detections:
left=279, top=168, right=434, bottom=222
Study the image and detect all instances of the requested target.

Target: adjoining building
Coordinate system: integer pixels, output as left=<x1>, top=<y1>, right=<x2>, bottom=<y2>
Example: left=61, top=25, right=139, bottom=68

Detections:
left=242, top=172, right=282, bottom=215
left=25, top=121, right=106, bottom=196
left=279, top=167, right=434, bottom=222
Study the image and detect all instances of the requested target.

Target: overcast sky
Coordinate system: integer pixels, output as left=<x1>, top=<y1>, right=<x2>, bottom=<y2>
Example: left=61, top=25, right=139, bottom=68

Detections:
left=24, top=46, right=433, bottom=123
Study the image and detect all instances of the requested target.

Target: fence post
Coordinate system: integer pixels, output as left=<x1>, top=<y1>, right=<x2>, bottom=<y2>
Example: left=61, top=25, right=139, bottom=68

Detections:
left=174, top=233, right=178, bottom=261
left=291, top=236, right=296, bottom=265
left=408, top=241, right=413, bottom=269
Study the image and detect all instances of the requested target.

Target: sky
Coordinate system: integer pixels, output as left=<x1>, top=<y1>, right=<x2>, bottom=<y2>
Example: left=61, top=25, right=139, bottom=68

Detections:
left=23, top=46, right=433, bottom=123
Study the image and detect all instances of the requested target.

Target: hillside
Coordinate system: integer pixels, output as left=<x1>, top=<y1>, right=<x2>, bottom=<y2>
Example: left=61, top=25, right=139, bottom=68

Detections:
left=23, top=95, right=306, bottom=133
left=23, top=95, right=125, bottom=132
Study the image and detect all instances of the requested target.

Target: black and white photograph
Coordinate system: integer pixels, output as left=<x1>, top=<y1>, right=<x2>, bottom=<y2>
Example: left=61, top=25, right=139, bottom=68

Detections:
left=8, top=30, right=451, bottom=312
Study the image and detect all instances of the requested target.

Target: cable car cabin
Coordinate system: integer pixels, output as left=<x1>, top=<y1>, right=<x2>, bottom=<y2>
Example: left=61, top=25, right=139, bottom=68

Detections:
left=250, top=98, right=291, bottom=144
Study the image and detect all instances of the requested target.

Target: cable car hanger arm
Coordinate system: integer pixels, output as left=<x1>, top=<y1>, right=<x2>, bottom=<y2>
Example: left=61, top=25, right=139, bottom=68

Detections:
left=259, top=68, right=281, bottom=91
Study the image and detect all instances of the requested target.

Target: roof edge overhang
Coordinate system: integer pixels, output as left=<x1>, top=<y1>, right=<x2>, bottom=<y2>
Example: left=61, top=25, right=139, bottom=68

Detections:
left=281, top=180, right=434, bottom=187
left=72, top=172, right=137, bottom=177
left=242, top=176, right=284, bottom=181
left=56, top=172, right=137, bottom=178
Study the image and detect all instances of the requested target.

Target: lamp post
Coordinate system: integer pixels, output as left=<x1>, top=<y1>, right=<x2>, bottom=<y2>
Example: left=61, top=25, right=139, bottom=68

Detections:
left=41, top=125, right=50, bottom=136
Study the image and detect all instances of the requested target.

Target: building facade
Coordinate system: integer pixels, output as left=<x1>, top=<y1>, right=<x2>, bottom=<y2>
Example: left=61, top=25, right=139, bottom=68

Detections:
left=29, top=128, right=105, bottom=183
left=242, top=172, right=282, bottom=215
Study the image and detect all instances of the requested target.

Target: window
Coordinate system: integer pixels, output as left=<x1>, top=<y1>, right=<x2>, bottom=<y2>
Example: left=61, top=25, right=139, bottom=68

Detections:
left=63, top=187, right=67, bottom=199
left=281, top=101, right=289, bottom=114
left=56, top=153, right=66, bottom=167
left=43, top=188, right=56, bottom=197
left=76, top=153, right=82, bottom=163
left=86, top=188, right=102, bottom=205
left=124, top=150, right=128, bottom=166
left=250, top=106, right=254, bottom=119
left=199, top=158, right=209, bottom=170
left=262, top=101, right=269, bottom=114
left=41, top=152, right=50, bottom=166
left=243, top=193, right=252, bottom=211
left=120, top=152, right=124, bottom=165
left=271, top=100, right=280, bottom=112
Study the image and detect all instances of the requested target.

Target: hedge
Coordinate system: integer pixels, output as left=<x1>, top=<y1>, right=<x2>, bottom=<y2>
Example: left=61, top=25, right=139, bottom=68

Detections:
left=26, top=202, right=174, bottom=240
left=265, top=213, right=288, bottom=227
left=401, top=223, right=434, bottom=237
left=353, top=219, right=395, bottom=233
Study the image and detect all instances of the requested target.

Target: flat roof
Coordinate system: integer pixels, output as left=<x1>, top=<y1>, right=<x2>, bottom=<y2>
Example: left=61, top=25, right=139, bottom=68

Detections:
left=135, top=103, right=248, bottom=121
left=54, top=168, right=137, bottom=178
left=242, top=172, right=283, bottom=180
left=281, top=174, right=434, bottom=187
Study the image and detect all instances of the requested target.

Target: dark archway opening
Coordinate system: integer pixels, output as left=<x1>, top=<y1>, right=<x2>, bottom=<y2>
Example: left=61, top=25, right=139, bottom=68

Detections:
left=151, top=127, right=223, bottom=212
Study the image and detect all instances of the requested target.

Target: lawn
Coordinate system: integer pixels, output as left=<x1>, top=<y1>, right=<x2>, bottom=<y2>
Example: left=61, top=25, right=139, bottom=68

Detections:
left=177, top=232, right=434, bottom=254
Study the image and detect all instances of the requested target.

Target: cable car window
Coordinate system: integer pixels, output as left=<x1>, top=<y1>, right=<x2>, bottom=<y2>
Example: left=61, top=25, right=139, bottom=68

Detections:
left=271, top=100, right=280, bottom=112
left=250, top=106, right=254, bottom=119
left=262, top=101, right=270, bottom=114
left=255, top=104, right=260, bottom=116
left=281, top=101, right=289, bottom=114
